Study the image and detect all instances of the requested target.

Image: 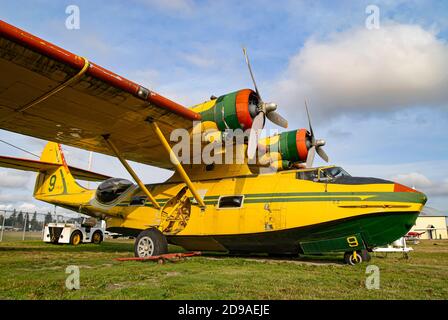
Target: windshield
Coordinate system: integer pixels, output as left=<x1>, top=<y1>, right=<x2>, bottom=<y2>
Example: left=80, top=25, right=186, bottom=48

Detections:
left=296, top=167, right=351, bottom=182
left=96, top=178, right=133, bottom=204
left=321, top=167, right=351, bottom=179
left=296, top=169, right=319, bottom=181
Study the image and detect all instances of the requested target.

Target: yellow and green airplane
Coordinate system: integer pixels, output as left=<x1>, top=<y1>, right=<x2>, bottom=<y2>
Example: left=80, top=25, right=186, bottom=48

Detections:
left=0, top=20, right=427, bottom=264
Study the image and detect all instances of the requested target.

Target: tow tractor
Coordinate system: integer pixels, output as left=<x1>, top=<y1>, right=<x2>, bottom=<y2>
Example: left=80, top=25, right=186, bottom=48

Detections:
left=43, top=218, right=105, bottom=245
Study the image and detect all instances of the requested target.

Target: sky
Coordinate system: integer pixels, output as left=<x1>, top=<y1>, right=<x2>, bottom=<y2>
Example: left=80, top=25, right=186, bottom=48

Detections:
left=0, top=0, right=447, bottom=214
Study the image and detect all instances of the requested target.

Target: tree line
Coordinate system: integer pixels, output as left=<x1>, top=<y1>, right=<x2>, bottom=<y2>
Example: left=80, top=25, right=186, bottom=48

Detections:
left=0, top=210, right=83, bottom=231
left=0, top=210, right=51, bottom=231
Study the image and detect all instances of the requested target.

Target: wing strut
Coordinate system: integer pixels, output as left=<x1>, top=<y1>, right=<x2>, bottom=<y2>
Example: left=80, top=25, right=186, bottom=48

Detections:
left=148, top=120, right=206, bottom=208
left=102, top=135, right=161, bottom=210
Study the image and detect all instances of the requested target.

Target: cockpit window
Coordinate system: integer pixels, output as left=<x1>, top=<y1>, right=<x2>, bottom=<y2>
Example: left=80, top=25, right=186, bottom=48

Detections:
left=296, top=167, right=351, bottom=182
left=296, top=170, right=319, bottom=181
left=96, top=178, right=133, bottom=204
left=321, top=167, right=351, bottom=180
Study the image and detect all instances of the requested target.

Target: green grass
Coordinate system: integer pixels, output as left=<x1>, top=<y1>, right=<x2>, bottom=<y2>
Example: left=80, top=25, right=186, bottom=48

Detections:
left=0, top=231, right=43, bottom=241
left=0, top=239, right=447, bottom=300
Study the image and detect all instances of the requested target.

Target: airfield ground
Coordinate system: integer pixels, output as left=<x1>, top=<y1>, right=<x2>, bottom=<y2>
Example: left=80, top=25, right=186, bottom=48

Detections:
left=0, top=237, right=447, bottom=299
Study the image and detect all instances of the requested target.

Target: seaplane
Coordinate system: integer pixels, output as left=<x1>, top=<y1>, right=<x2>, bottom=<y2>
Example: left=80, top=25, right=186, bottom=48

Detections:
left=0, top=20, right=427, bottom=264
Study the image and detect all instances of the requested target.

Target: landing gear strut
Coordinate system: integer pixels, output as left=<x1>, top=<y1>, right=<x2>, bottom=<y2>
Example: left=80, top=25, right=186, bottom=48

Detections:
left=344, top=250, right=371, bottom=265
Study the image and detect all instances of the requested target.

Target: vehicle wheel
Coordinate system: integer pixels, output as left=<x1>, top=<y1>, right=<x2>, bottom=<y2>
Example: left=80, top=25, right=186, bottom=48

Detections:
left=70, top=231, right=82, bottom=246
left=344, top=251, right=363, bottom=265
left=134, top=228, right=168, bottom=258
left=91, top=231, right=103, bottom=244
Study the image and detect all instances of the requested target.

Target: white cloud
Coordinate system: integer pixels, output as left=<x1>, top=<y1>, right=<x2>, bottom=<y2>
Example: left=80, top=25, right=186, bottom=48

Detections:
left=275, top=23, right=448, bottom=122
left=0, top=171, right=30, bottom=188
left=392, top=172, right=432, bottom=188
left=0, top=204, right=14, bottom=211
left=389, top=171, right=448, bottom=197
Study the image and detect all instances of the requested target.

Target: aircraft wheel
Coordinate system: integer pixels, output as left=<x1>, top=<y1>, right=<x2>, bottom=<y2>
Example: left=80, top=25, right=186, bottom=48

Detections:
left=70, top=231, right=82, bottom=246
left=91, top=231, right=103, bottom=244
left=134, top=228, right=168, bottom=258
left=344, top=251, right=363, bottom=265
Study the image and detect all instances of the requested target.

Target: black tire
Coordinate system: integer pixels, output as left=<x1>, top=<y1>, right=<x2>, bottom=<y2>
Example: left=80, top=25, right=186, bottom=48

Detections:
left=70, top=230, right=83, bottom=246
left=344, top=251, right=363, bottom=265
left=134, top=228, right=168, bottom=258
left=91, top=231, right=103, bottom=244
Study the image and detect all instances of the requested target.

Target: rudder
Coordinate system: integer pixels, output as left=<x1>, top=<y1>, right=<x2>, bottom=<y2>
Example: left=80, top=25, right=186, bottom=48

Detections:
left=34, top=142, right=84, bottom=197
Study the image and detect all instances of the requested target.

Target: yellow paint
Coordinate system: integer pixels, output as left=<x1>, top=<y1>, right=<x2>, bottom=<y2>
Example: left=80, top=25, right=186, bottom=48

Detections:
left=190, top=99, right=216, bottom=113
left=29, top=142, right=425, bottom=242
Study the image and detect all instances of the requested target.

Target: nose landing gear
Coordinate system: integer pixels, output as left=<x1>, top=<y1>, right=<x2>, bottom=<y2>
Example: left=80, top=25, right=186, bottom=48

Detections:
left=344, top=250, right=372, bottom=265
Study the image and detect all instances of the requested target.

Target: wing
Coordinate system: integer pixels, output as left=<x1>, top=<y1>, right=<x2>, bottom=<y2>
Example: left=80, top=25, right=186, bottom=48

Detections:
left=0, top=155, right=111, bottom=182
left=0, top=20, right=201, bottom=169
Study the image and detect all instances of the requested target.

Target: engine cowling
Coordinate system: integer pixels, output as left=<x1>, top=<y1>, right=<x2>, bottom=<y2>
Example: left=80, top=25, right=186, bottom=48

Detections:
left=259, top=129, right=310, bottom=164
left=197, top=89, right=259, bottom=130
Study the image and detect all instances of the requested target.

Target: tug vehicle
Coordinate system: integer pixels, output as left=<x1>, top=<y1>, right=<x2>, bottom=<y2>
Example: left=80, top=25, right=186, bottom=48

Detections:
left=43, top=218, right=105, bottom=245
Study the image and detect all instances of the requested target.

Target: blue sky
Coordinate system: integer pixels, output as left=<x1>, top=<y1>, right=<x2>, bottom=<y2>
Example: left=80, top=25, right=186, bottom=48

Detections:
left=0, top=0, right=447, bottom=213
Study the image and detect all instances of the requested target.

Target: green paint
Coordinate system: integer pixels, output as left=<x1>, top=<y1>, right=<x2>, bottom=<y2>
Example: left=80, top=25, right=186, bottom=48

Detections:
left=199, top=91, right=241, bottom=130
left=300, top=233, right=365, bottom=254
left=278, top=130, right=299, bottom=162
left=118, top=191, right=425, bottom=209
left=59, top=170, right=67, bottom=194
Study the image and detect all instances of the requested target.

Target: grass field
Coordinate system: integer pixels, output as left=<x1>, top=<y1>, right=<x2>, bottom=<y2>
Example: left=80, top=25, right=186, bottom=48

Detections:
left=0, top=239, right=447, bottom=300
left=0, top=231, right=43, bottom=241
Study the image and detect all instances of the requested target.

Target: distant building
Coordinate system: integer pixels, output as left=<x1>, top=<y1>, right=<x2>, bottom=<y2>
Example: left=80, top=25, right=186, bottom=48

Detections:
left=410, top=207, right=448, bottom=240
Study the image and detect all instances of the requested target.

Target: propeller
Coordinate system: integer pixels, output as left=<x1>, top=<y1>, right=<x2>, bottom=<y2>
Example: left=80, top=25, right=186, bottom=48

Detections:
left=243, top=48, right=288, bottom=159
left=304, top=100, right=329, bottom=168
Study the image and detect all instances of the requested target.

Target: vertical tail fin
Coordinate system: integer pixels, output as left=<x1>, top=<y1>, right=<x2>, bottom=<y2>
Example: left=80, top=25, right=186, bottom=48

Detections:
left=34, top=142, right=84, bottom=197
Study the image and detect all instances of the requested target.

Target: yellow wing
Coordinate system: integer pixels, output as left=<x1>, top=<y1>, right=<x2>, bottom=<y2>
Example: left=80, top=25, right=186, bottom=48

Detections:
left=0, top=20, right=201, bottom=170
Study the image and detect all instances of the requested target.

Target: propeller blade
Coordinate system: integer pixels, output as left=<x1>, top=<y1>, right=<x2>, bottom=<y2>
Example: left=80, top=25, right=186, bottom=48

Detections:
left=306, top=146, right=316, bottom=168
left=242, top=47, right=261, bottom=100
left=266, top=111, right=288, bottom=128
left=247, top=112, right=265, bottom=159
left=304, top=99, right=314, bottom=137
left=316, top=147, right=329, bottom=163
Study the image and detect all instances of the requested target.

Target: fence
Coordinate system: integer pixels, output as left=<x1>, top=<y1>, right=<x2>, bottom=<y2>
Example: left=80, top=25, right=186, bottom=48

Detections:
left=0, top=209, right=86, bottom=242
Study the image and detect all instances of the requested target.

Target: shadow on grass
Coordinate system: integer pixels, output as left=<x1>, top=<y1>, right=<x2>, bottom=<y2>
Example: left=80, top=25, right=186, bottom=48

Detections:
left=0, top=241, right=133, bottom=253
left=201, top=251, right=345, bottom=265
left=1, top=241, right=345, bottom=264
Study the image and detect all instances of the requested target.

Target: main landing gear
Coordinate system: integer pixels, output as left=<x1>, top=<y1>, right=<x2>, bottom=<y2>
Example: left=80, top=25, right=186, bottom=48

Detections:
left=134, top=228, right=168, bottom=258
left=344, top=250, right=372, bottom=265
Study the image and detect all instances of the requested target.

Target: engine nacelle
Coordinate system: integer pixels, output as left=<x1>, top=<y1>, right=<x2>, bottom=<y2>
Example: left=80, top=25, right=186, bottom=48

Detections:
left=196, top=89, right=259, bottom=130
left=259, top=129, right=310, bottom=164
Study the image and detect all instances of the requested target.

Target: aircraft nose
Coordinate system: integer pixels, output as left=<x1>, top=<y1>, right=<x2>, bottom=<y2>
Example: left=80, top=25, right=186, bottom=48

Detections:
left=394, top=183, right=427, bottom=205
